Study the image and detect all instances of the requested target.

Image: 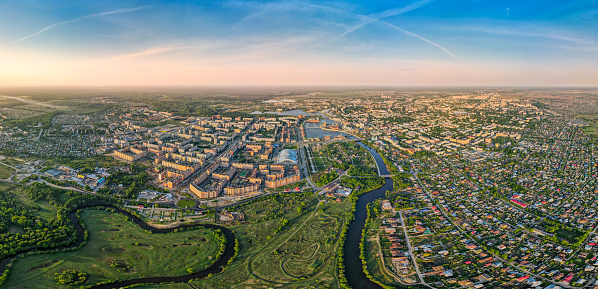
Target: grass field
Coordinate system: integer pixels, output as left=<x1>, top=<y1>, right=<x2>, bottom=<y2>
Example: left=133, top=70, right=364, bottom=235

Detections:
left=177, top=199, right=196, bottom=208
left=0, top=163, right=15, bottom=179
left=3, top=183, right=354, bottom=288
left=11, top=185, right=79, bottom=221
left=132, top=192, right=353, bottom=289
left=3, top=209, right=221, bottom=288
left=0, top=181, right=15, bottom=191
left=0, top=157, right=26, bottom=168
left=555, top=228, right=585, bottom=243
left=579, top=114, right=598, bottom=138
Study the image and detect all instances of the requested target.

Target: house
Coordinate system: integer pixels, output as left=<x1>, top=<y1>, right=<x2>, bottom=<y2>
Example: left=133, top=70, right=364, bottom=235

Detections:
left=441, top=270, right=453, bottom=277
left=385, top=227, right=397, bottom=234
left=477, top=273, right=493, bottom=282
left=516, top=275, right=529, bottom=282
left=425, top=266, right=444, bottom=276
left=381, top=200, right=393, bottom=211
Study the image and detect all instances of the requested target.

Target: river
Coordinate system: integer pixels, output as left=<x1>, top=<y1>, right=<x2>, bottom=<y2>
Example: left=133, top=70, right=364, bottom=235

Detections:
left=2, top=142, right=389, bottom=289
left=0, top=206, right=236, bottom=289
left=343, top=142, right=392, bottom=289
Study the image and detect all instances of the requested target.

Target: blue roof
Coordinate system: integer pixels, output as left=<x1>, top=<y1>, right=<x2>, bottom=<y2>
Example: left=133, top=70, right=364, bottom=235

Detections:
left=278, top=149, right=298, bottom=164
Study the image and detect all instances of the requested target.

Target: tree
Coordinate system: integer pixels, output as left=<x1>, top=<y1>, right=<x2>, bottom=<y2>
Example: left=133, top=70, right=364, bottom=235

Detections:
left=55, top=269, right=88, bottom=286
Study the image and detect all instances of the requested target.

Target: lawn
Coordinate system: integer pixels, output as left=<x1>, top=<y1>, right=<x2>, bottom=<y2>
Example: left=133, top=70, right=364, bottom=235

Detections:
left=177, top=199, right=196, bottom=208
left=3, top=209, right=222, bottom=288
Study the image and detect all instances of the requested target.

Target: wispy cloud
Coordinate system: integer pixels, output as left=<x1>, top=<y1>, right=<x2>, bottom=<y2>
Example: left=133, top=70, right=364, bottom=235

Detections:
left=8, top=6, right=152, bottom=45
left=226, top=0, right=460, bottom=60
left=448, top=24, right=598, bottom=51
left=105, top=35, right=319, bottom=64
left=332, top=0, right=461, bottom=60
left=337, top=0, right=433, bottom=39
left=226, top=0, right=349, bottom=28
left=109, top=46, right=192, bottom=61
left=378, top=21, right=462, bottom=60
left=107, top=41, right=232, bottom=62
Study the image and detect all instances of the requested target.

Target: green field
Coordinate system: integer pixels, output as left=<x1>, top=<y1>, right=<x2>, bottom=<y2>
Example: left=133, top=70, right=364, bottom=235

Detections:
left=11, top=187, right=59, bottom=221
left=555, top=228, right=585, bottom=243
left=2, top=181, right=354, bottom=289
left=134, top=192, right=353, bottom=289
left=0, top=163, right=15, bottom=179
left=0, top=157, right=25, bottom=168
left=579, top=114, right=598, bottom=138
left=0, top=181, right=14, bottom=191
left=3, top=209, right=221, bottom=288
left=176, top=199, right=196, bottom=208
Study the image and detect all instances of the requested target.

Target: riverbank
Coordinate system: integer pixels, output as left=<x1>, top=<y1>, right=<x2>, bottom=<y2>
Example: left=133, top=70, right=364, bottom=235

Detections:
left=342, top=141, right=393, bottom=289
left=0, top=205, right=236, bottom=289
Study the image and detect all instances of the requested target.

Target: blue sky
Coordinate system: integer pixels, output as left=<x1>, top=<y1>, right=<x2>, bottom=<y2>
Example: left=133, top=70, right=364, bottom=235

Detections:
left=1, top=0, right=597, bottom=86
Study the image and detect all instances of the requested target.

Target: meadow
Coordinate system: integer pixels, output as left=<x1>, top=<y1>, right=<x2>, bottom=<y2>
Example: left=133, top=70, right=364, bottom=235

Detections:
left=132, top=192, right=353, bottom=289
left=3, top=209, right=221, bottom=288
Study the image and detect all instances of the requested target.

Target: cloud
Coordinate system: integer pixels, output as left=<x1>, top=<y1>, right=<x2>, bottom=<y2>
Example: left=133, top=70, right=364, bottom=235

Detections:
left=105, top=36, right=318, bottom=64
left=449, top=25, right=598, bottom=50
left=8, top=6, right=152, bottom=45
left=227, top=0, right=350, bottom=28
left=331, top=0, right=460, bottom=60
left=108, top=46, right=192, bottom=61
left=337, top=0, right=433, bottom=39
left=226, top=0, right=460, bottom=60
left=378, top=21, right=462, bottom=60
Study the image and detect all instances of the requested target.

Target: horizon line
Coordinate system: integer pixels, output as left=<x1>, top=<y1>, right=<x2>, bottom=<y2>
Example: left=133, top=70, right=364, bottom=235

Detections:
left=0, top=84, right=597, bottom=89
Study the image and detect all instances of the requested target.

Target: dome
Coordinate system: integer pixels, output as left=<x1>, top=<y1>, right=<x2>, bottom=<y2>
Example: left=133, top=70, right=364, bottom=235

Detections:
left=278, top=149, right=298, bottom=164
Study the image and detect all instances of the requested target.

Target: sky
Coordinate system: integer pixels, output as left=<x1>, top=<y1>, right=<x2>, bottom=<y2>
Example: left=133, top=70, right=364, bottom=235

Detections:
left=0, top=0, right=597, bottom=86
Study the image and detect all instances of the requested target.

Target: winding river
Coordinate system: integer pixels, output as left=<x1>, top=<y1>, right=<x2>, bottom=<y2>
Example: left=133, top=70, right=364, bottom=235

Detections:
left=343, top=142, right=393, bottom=289
left=0, top=206, right=236, bottom=289
left=3, top=141, right=390, bottom=289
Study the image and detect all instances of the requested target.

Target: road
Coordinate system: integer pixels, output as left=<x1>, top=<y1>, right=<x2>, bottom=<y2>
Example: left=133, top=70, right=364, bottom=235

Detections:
left=399, top=211, right=435, bottom=288
left=176, top=119, right=256, bottom=191
left=36, top=179, right=92, bottom=194
left=414, top=160, right=575, bottom=289
left=0, top=161, right=18, bottom=170
left=374, top=234, right=415, bottom=285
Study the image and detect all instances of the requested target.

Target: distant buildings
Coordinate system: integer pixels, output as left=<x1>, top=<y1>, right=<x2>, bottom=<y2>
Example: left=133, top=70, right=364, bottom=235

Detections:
left=113, top=145, right=147, bottom=162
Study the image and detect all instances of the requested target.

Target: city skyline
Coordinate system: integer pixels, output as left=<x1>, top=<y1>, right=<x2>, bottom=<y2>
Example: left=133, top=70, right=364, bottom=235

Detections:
left=1, top=0, right=597, bottom=86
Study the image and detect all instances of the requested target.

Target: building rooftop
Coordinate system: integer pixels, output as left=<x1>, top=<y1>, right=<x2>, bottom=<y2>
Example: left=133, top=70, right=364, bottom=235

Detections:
left=277, top=149, right=298, bottom=164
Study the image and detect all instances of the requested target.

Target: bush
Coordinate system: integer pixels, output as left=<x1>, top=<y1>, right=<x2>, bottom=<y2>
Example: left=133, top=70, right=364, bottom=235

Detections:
left=55, top=269, right=88, bottom=286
